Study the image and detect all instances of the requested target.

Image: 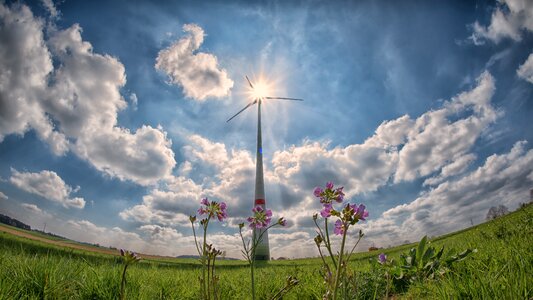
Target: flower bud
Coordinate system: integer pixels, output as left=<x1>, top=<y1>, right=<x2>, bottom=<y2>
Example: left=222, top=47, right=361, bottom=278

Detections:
left=314, top=234, right=323, bottom=245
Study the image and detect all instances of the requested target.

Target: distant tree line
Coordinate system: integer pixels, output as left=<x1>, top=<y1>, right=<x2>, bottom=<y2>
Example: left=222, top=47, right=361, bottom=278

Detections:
left=0, top=213, right=31, bottom=230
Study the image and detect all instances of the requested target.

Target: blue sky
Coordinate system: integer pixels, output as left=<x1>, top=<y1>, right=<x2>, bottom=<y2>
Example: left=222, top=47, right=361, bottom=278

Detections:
left=0, top=0, right=532, bottom=258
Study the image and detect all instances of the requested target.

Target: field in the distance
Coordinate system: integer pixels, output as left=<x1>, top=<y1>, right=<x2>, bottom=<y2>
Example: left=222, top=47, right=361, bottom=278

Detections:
left=1, top=204, right=532, bottom=299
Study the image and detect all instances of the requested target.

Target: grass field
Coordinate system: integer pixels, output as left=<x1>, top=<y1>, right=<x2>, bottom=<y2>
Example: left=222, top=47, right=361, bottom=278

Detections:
left=0, top=204, right=532, bottom=299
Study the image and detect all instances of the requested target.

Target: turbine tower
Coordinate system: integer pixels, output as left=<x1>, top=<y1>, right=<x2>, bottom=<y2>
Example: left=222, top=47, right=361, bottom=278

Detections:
left=227, top=76, right=302, bottom=261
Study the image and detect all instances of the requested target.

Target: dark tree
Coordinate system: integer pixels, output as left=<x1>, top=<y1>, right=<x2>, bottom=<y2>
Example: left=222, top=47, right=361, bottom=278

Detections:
left=496, top=205, right=509, bottom=216
left=486, top=205, right=509, bottom=221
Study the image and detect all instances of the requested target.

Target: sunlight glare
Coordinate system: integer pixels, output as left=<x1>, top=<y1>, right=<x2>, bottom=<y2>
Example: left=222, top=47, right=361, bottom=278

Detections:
left=249, top=80, right=273, bottom=100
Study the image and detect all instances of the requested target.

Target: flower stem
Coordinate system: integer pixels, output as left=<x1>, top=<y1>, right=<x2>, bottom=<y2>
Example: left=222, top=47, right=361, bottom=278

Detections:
left=251, top=234, right=256, bottom=300
left=119, top=264, right=128, bottom=300
left=332, top=223, right=347, bottom=300
left=324, top=219, right=338, bottom=269
left=202, top=219, right=210, bottom=300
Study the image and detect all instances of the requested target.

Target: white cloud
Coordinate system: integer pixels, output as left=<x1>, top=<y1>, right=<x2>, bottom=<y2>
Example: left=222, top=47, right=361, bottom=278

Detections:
left=0, top=191, right=7, bottom=200
left=470, top=0, right=533, bottom=44
left=0, top=3, right=68, bottom=155
left=138, top=224, right=183, bottom=244
left=423, top=153, right=477, bottom=186
left=21, top=203, right=43, bottom=214
left=10, top=169, right=86, bottom=209
left=0, top=3, right=176, bottom=185
left=129, top=93, right=138, bottom=110
left=395, top=71, right=497, bottom=182
left=119, top=176, right=203, bottom=225
left=155, top=23, right=234, bottom=100
left=40, top=0, right=58, bottom=18
left=517, top=52, right=533, bottom=84
left=363, top=141, right=533, bottom=246
left=271, top=72, right=498, bottom=192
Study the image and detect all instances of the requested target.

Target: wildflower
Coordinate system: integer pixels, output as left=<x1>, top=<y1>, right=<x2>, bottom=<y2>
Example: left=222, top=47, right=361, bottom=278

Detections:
left=247, top=206, right=272, bottom=229
left=314, top=187, right=323, bottom=197
left=378, top=253, right=387, bottom=264
left=333, top=219, right=345, bottom=235
left=278, top=217, right=287, bottom=226
left=334, top=187, right=344, bottom=203
left=354, top=204, right=369, bottom=221
left=120, top=248, right=141, bottom=264
left=320, top=203, right=333, bottom=218
left=314, top=182, right=345, bottom=205
left=197, top=198, right=228, bottom=222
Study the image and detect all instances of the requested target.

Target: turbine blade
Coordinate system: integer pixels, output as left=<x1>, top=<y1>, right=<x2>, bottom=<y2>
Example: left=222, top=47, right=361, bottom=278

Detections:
left=245, top=76, right=254, bottom=89
left=264, top=97, right=304, bottom=101
left=226, top=101, right=256, bottom=122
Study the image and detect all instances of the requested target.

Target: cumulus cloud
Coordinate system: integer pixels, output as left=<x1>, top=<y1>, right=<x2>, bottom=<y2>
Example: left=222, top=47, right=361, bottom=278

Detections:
left=423, top=153, right=477, bottom=186
left=470, top=0, right=533, bottom=44
left=271, top=72, right=498, bottom=193
left=155, top=23, right=234, bottom=100
left=0, top=3, right=176, bottom=185
left=21, top=203, right=43, bottom=214
left=394, top=71, right=497, bottom=182
left=0, top=3, right=68, bottom=155
left=119, top=176, right=203, bottom=225
left=0, top=191, right=7, bottom=200
left=517, top=52, right=533, bottom=84
left=10, top=169, right=86, bottom=209
left=364, top=141, right=533, bottom=246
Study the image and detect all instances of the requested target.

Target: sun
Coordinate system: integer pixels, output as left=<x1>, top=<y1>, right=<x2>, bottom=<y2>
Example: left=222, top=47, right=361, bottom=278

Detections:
left=248, top=78, right=275, bottom=100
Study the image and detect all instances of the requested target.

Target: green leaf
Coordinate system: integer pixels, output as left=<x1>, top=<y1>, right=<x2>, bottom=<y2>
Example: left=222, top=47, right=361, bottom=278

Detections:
left=435, top=246, right=444, bottom=260
left=422, top=246, right=435, bottom=266
left=417, top=236, right=428, bottom=267
left=409, top=248, right=417, bottom=266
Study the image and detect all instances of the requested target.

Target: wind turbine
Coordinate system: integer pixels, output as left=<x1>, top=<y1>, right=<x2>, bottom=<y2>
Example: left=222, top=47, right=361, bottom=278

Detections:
left=227, top=76, right=303, bottom=261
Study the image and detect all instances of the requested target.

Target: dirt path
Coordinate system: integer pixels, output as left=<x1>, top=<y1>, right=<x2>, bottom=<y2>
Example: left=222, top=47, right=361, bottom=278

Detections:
left=0, top=224, right=167, bottom=260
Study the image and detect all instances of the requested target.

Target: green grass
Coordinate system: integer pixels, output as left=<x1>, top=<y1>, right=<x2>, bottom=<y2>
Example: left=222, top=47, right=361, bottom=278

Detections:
left=0, top=204, right=532, bottom=299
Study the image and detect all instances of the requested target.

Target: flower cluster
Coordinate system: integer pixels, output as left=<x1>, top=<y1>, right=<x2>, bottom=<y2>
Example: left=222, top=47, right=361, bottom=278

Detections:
left=247, top=206, right=272, bottom=229
left=314, top=182, right=369, bottom=235
left=314, top=182, right=344, bottom=219
left=197, top=197, right=227, bottom=221
left=120, top=248, right=141, bottom=265
left=314, top=181, right=345, bottom=205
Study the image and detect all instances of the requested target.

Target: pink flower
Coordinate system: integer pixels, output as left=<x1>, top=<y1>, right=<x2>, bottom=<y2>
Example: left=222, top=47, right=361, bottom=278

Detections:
left=278, top=217, right=287, bottom=226
left=378, top=253, right=387, bottom=264
left=335, top=187, right=344, bottom=203
left=248, top=206, right=272, bottom=229
left=314, top=182, right=345, bottom=205
left=320, top=203, right=333, bottom=218
left=197, top=198, right=228, bottom=222
left=314, top=187, right=323, bottom=197
left=334, top=219, right=345, bottom=235
left=355, top=204, right=368, bottom=221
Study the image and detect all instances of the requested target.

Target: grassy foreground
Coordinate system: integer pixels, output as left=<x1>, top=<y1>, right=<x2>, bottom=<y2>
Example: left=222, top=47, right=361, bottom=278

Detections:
left=0, top=204, right=531, bottom=299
